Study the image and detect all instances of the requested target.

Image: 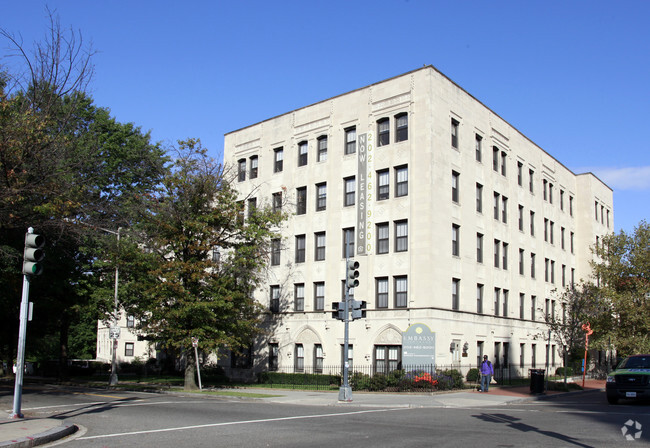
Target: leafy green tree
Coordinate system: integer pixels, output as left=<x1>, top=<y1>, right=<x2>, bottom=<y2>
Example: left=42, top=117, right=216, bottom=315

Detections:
left=591, top=220, right=650, bottom=356
left=0, top=16, right=168, bottom=375
left=544, top=282, right=604, bottom=382
left=122, top=139, right=286, bottom=389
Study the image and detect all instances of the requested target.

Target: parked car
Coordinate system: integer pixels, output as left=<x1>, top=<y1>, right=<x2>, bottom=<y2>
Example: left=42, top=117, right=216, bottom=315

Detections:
left=606, top=354, right=650, bottom=404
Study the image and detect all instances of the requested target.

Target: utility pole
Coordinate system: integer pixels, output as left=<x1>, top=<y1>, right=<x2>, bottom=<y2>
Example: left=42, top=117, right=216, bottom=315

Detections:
left=339, top=232, right=359, bottom=402
left=109, top=227, right=121, bottom=386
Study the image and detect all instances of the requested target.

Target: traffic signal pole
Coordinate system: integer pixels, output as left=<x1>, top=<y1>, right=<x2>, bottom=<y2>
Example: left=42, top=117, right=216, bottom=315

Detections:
left=11, top=228, right=44, bottom=419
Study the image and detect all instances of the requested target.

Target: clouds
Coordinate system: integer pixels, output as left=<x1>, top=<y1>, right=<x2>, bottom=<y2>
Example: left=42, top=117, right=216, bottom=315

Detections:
left=576, top=166, right=650, bottom=191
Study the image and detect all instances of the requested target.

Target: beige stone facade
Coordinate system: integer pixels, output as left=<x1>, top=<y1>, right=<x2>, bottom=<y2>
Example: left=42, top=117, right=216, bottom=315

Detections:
left=226, top=66, right=614, bottom=376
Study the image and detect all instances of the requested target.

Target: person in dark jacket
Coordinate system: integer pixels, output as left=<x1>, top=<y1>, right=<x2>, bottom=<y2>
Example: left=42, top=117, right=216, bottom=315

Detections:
left=479, top=355, right=494, bottom=392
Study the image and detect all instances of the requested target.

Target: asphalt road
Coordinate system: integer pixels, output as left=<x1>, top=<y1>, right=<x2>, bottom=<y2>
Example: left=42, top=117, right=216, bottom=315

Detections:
left=3, top=384, right=650, bottom=447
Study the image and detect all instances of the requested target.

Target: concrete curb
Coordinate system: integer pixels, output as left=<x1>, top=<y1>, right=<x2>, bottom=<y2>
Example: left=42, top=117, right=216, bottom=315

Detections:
left=0, top=421, right=77, bottom=448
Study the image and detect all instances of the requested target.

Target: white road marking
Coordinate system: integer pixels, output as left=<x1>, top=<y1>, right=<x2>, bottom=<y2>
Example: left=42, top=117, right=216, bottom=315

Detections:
left=78, top=408, right=408, bottom=440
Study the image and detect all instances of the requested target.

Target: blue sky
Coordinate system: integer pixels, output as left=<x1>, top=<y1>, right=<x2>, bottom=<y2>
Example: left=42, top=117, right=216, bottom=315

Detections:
left=2, top=0, right=649, bottom=234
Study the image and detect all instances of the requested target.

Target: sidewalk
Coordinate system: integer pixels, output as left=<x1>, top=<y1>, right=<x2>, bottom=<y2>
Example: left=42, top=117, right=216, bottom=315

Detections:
left=1, top=379, right=605, bottom=447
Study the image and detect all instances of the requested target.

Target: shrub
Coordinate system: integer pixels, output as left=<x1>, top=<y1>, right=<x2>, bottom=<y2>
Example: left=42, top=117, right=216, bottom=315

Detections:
left=466, top=368, right=479, bottom=382
left=437, top=369, right=464, bottom=390
left=555, top=367, right=574, bottom=376
left=349, top=371, right=371, bottom=390
left=257, top=371, right=340, bottom=387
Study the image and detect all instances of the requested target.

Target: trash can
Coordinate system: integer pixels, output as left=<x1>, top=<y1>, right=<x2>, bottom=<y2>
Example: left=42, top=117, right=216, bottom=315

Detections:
left=529, top=369, right=545, bottom=394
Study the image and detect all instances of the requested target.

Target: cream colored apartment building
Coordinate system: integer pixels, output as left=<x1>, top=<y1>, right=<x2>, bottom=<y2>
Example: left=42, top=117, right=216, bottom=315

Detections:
left=225, top=66, right=613, bottom=376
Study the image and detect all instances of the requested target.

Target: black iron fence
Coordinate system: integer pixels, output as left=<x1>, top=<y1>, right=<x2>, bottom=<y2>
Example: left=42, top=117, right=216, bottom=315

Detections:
left=256, top=362, right=601, bottom=392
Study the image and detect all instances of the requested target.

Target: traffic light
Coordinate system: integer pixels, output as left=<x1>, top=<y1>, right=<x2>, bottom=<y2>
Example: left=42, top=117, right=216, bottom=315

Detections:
left=351, top=300, right=367, bottom=320
left=331, top=301, right=345, bottom=320
left=346, top=260, right=359, bottom=288
left=23, top=231, right=45, bottom=276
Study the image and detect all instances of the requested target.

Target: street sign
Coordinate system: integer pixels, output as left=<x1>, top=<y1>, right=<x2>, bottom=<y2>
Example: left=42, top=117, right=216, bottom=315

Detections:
left=192, top=337, right=199, bottom=347
left=109, top=326, right=120, bottom=339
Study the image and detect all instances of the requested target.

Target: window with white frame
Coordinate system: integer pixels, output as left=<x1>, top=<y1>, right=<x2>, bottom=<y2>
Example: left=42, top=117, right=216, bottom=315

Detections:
left=451, top=170, right=460, bottom=203
left=452, top=224, right=460, bottom=256
left=395, top=220, right=408, bottom=252
left=475, top=134, right=482, bottom=162
left=395, top=113, right=408, bottom=142
left=377, top=118, right=390, bottom=146
left=274, top=147, right=283, bottom=173
left=378, top=169, right=389, bottom=200
left=477, top=283, right=484, bottom=313
left=314, top=232, right=326, bottom=261
left=316, top=182, right=326, bottom=211
left=295, top=234, right=306, bottom=263
left=452, top=278, right=460, bottom=310
left=376, top=222, right=389, bottom=254
left=314, top=282, right=325, bottom=311
left=295, top=344, right=304, bottom=372
left=238, top=159, right=246, bottom=182
left=345, top=126, right=356, bottom=155
left=270, top=285, right=280, bottom=313
left=451, top=118, right=459, bottom=149
left=271, top=238, right=281, bottom=266
left=298, top=141, right=308, bottom=166
left=395, top=276, right=408, bottom=308
left=294, top=283, right=304, bottom=311
left=124, top=342, right=134, bottom=357
left=395, top=165, right=408, bottom=197
left=314, top=344, right=323, bottom=373
left=342, top=227, right=355, bottom=258
left=317, top=136, right=327, bottom=162
left=376, top=277, right=388, bottom=308
left=249, top=155, right=258, bottom=179
left=296, top=187, right=307, bottom=215
left=344, top=176, right=355, bottom=206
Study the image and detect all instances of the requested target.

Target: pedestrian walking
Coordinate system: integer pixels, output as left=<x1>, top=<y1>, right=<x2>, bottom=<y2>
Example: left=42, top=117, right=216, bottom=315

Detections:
left=479, top=355, right=494, bottom=392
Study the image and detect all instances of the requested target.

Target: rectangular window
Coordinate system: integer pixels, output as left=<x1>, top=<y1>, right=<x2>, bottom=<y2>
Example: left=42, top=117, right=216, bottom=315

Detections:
left=475, top=134, right=482, bottom=162
left=494, top=288, right=501, bottom=316
left=529, top=169, right=534, bottom=193
left=345, top=126, right=356, bottom=155
left=452, top=224, right=460, bottom=256
left=476, top=183, right=483, bottom=213
left=344, top=176, right=356, bottom=206
left=376, top=277, right=388, bottom=308
left=273, top=148, right=284, bottom=173
left=295, top=344, right=304, bottom=372
left=314, top=232, right=326, bottom=261
left=519, top=293, right=525, bottom=319
left=296, top=187, right=307, bottom=215
left=518, top=205, right=524, bottom=231
left=272, top=192, right=282, bottom=212
left=530, top=211, right=535, bottom=236
left=295, top=235, right=306, bottom=263
left=269, top=343, right=279, bottom=371
left=493, top=192, right=500, bottom=220
left=314, top=282, right=325, bottom=311
left=503, top=290, right=509, bottom=317
left=519, top=248, right=525, bottom=275
left=560, top=190, right=565, bottom=211
left=375, top=345, right=401, bottom=374
left=531, top=253, right=536, bottom=279
left=294, top=283, right=304, bottom=311
left=500, top=151, right=507, bottom=176
left=451, top=171, right=460, bottom=203
left=126, top=315, right=135, bottom=328
left=317, top=136, right=327, bottom=162
left=492, top=147, right=499, bottom=172
left=395, top=165, right=408, bottom=197
left=247, top=197, right=257, bottom=219
left=549, top=183, right=553, bottom=204
left=395, top=113, right=408, bottom=142
left=571, top=232, right=575, bottom=253
left=561, top=227, right=565, bottom=249
left=562, top=264, right=566, bottom=287
left=451, top=118, right=459, bottom=149
left=569, top=196, right=574, bottom=216
left=270, top=285, right=280, bottom=313
left=298, top=141, right=308, bottom=166
left=274, top=147, right=283, bottom=173
left=395, top=220, right=408, bottom=252
left=494, top=239, right=500, bottom=268
left=545, top=258, right=549, bottom=282
left=502, top=242, right=508, bottom=270
left=376, top=222, right=389, bottom=254
left=314, top=344, right=323, bottom=373
left=452, top=278, right=460, bottom=310
left=238, top=159, right=246, bottom=182
left=501, top=196, right=508, bottom=223
left=517, top=162, right=523, bottom=186
left=316, top=182, right=327, bottom=211
left=476, top=233, right=484, bottom=263
left=249, top=155, right=258, bottom=179
left=395, top=276, right=408, bottom=308
left=531, top=296, right=536, bottom=320
left=377, top=169, right=389, bottom=200
left=124, top=342, right=134, bottom=357
left=378, top=118, right=390, bottom=146
left=550, top=221, right=554, bottom=245
left=476, top=283, right=484, bottom=313
left=342, top=227, right=355, bottom=258
left=271, top=238, right=281, bottom=266
left=544, top=218, right=549, bottom=242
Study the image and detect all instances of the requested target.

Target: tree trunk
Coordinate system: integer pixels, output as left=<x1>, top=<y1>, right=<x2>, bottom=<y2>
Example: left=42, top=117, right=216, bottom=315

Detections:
left=58, top=313, right=70, bottom=380
left=184, top=351, right=197, bottom=390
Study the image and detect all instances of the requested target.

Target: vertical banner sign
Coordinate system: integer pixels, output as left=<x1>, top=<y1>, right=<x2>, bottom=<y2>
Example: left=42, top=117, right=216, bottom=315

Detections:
left=357, top=132, right=374, bottom=255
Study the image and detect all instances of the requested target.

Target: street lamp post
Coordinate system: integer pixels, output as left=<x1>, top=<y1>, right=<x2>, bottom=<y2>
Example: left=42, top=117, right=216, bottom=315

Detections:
left=108, top=227, right=120, bottom=386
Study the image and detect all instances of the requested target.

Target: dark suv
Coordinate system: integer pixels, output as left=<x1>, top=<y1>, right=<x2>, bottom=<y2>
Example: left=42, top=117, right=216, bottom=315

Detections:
left=606, top=354, right=650, bottom=404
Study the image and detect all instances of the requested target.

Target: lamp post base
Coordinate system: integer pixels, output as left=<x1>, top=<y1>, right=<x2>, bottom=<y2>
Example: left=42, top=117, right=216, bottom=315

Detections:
left=338, top=386, right=352, bottom=402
